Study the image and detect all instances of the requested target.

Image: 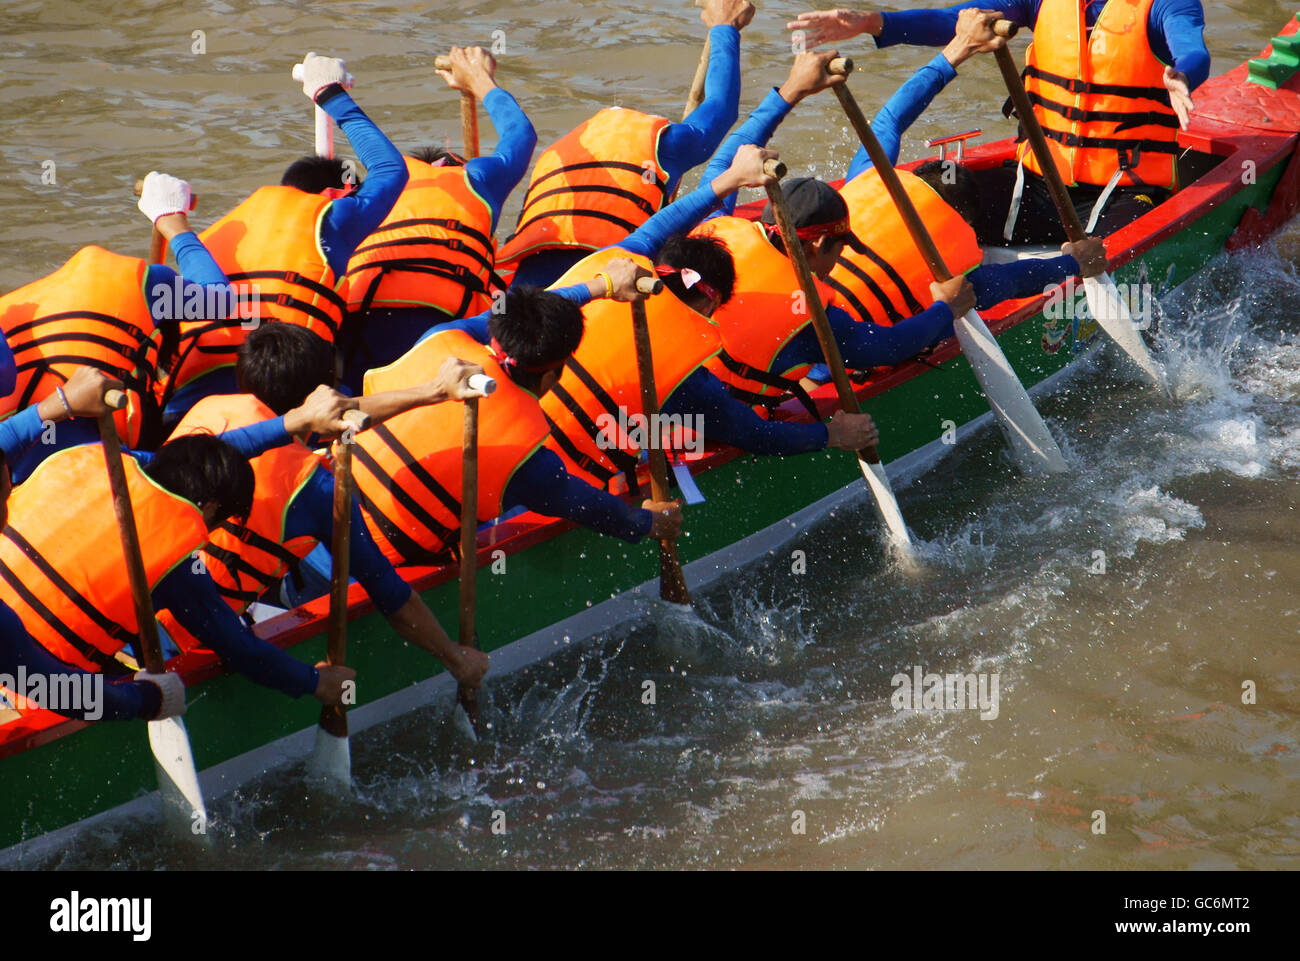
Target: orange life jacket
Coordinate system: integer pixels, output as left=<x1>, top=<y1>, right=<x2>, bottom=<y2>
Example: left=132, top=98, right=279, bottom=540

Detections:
left=1018, top=0, right=1180, bottom=190
left=0, top=444, right=208, bottom=673
left=496, top=109, right=672, bottom=269
left=168, top=186, right=345, bottom=393
left=342, top=157, right=498, bottom=321
left=829, top=168, right=983, bottom=327
left=0, top=246, right=159, bottom=447
left=170, top=393, right=325, bottom=613
left=692, top=217, right=827, bottom=419
left=354, top=329, right=549, bottom=567
left=540, top=248, right=722, bottom=492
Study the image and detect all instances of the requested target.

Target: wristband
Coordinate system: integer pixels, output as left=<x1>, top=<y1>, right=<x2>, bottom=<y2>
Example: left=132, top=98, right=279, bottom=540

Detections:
left=598, top=272, right=614, bottom=299
left=314, top=82, right=348, bottom=106
left=55, top=386, right=73, bottom=419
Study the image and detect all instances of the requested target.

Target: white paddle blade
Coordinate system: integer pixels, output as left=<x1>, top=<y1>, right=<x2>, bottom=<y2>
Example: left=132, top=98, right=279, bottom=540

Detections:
left=857, top=456, right=913, bottom=550
left=1082, top=274, right=1168, bottom=391
left=306, top=724, right=352, bottom=788
left=147, top=717, right=210, bottom=844
left=953, top=310, right=1069, bottom=475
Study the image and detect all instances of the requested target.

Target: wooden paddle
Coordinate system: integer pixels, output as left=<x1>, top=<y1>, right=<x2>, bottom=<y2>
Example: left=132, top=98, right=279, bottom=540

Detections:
left=454, top=373, right=497, bottom=733
left=291, top=61, right=355, bottom=158
left=132, top=179, right=197, bottom=266
left=763, top=161, right=914, bottom=551
left=829, top=60, right=1069, bottom=475
left=629, top=276, right=691, bottom=605
left=96, top=389, right=209, bottom=841
left=435, top=55, right=481, bottom=159
left=308, top=408, right=370, bottom=785
left=990, top=20, right=1168, bottom=391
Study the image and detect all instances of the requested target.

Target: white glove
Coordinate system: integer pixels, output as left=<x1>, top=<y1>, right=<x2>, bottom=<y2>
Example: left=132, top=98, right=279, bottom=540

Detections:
left=297, top=52, right=350, bottom=101
left=137, top=171, right=191, bottom=224
left=135, top=669, right=187, bottom=720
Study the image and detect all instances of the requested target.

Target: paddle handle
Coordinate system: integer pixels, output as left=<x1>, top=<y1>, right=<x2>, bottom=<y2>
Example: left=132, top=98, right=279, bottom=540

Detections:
left=630, top=298, right=691, bottom=605
left=636, top=276, right=663, bottom=295
left=457, top=396, right=481, bottom=729
left=291, top=62, right=343, bottom=158
left=829, top=69, right=953, bottom=283
left=133, top=179, right=197, bottom=266
left=991, top=42, right=1089, bottom=245
left=763, top=158, right=788, bottom=179
left=96, top=410, right=165, bottom=674
left=433, top=55, right=481, bottom=158
left=468, top=373, right=497, bottom=395
left=763, top=179, right=879, bottom=465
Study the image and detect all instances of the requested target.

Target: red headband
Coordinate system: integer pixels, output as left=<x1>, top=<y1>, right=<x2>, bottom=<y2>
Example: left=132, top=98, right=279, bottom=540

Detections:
left=765, top=217, right=853, bottom=243
left=654, top=264, right=721, bottom=307
left=490, top=337, right=568, bottom=375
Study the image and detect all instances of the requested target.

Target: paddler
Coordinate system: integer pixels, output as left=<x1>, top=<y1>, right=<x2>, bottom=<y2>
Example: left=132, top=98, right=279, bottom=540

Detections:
left=162, top=52, right=410, bottom=427
left=0, top=172, right=234, bottom=482
left=350, top=260, right=685, bottom=569
left=164, top=323, right=490, bottom=693
left=0, top=369, right=185, bottom=722
left=338, top=45, right=537, bottom=393
left=498, top=0, right=756, bottom=290
left=0, top=385, right=362, bottom=716
left=787, top=1, right=1209, bottom=242
left=528, top=145, right=881, bottom=499
left=691, top=19, right=1107, bottom=400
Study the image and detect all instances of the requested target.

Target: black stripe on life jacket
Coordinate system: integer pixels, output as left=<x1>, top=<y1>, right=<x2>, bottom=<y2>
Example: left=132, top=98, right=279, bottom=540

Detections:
left=352, top=480, right=455, bottom=568
left=371, top=217, right=494, bottom=256
left=0, top=527, right=138, bottom=671
left=1023, top=65, right=1172, bottom=104
left=541, top=412, right=618, bottom=486
left=715, top=350, right=819, bottom=420
left=522, top=160, right=668, bottom=211
left=1024, top=90, right=1180, bottom=132
left=5, top=310, right=152, bottom=345
left=214, top=519, right=305, bottom=591
left=351, top=438, right=458, bottom=562
left=1040, top=127, right=1179, bottom=155
left=547, top=378, right=642, bottom=495
left=347, top=235, right=495, bottom=276
left=509, top=208, right=642, bottom=247
left=224, top=270, right=348, bottom=315
left=522, top=183, right=660, bottom=221
left=829, top=260, right=906, bottom=326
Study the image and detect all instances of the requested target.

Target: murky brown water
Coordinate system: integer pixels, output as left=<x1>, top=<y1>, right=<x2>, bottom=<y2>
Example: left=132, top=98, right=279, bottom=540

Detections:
left=3, top=1, right=1298, bottom=870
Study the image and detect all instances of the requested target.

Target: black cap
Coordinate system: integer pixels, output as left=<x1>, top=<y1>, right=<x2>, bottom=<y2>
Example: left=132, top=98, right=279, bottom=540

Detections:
left=760, top=177, right=869, bottom=254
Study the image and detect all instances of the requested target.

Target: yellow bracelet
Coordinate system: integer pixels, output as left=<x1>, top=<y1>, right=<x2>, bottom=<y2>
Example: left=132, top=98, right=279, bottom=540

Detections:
left=598, top=272, right=614, bottom=299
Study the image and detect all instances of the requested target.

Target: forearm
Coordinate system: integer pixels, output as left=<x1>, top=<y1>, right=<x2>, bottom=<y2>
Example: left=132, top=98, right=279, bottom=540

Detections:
left=1158, top=0, right=1210, bottom=90
left=847, top=53, right=958, bottom=180
left=358, top=386, right=445, bottom=425
left=504, top=448, right=651, bottom=543
left=659, top=25, right=743, bottom=186
left=664, top=370, right=828, bottom=456
left=971, top=256, right=1079, bottom=310
left=218, top=416, right=291, bottom=460
left=383, top=592, right=467, bottom=671
left=414, top=282, right=593, bottom=348
left=464, top=88, right=537, bottom=233
left=876, top=1, right=1032, bottom=49
left=156, top=569, right=318, bottom=698
left=617, top=180, right=725, bottom=261
left=318, top=90, right=409, bottom=273
left=704, top=88, right=794, bottom=217
left=0, top=404, right=49, bottom=462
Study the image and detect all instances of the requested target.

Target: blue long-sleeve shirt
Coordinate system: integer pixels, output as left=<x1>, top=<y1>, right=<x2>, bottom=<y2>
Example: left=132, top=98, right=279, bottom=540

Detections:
left=316, top=90, right=410, bottom=276
left=507, top=26, right=741, bottom=290
left=0, top=332, right=15, bottom=398
left=465, top=88, right=538, bottom=234
left=876, top=0, right=1209, bottom=91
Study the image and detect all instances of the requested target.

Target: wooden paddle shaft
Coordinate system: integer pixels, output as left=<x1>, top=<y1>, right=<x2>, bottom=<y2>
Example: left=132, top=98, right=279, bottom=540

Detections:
left=457, top=396, right=481, bottom=728
left=96, top=406, right=165, bottom=675
left=991, top=40, right=1089, bottom=245
left=133, top=179, right=197, bottom=266
left=434, top=55, right=481, bottom=158
left=829, top=67, right=953, bottom=284
left=683, top=38, right=710, bottom=120
left=320, top=409, right=368, bottom=738
left=763, top=178, right=880, bottom=466
left=630, top=297, right=691, bottom=605
left=458, top=397, right=479, bottom=649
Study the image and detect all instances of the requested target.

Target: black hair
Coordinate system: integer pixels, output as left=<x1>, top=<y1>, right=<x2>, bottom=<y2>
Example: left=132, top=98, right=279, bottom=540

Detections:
left=236, top=323, right=336, bottom=415
left=487, top=287, right=584, bottom=389
left=656, top=235, right=736, bottom=307
left=408, top=145, right=466, bottom=168
left=914, top=159, right=980, bottom=227
left=281, top=156, right=353, bottom=194
left=143, top=434, right=255, bottom=523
